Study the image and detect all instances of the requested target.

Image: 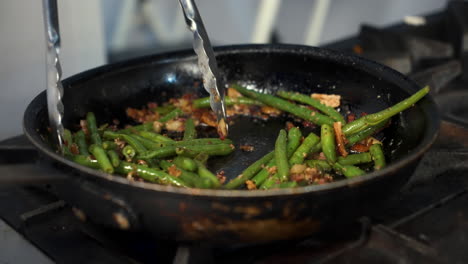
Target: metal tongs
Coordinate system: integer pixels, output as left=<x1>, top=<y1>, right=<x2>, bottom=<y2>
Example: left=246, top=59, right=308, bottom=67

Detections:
left=42, top=0, right=65, bottom=150
left=178, top=0, right=228, bottom=138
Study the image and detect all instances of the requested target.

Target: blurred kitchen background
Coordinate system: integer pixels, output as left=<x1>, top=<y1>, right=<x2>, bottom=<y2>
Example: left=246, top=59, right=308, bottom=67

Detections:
left=0, top=0, right=447, bottom=141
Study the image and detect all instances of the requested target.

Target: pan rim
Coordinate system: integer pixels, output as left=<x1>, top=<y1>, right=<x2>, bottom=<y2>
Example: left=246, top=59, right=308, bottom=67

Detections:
left=24, top=43, right=440, bottom=198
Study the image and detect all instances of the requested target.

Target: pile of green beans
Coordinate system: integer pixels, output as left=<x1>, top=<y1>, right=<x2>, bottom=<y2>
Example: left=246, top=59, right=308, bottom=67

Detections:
left=62, top=84, right=428, bottom=190
left=64, top=112, right=234, bottom=189
left=222, top=84, right=429, bottom=190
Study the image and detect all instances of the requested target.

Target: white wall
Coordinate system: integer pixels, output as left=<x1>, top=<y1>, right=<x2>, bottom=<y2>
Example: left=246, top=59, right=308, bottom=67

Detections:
left=0, top=0, right=448, bottom=140
left=0, top=1, right=106, bottom=140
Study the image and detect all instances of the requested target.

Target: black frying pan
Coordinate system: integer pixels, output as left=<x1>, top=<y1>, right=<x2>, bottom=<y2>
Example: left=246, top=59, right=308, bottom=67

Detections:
left=12, top=44, right=440, bottom=244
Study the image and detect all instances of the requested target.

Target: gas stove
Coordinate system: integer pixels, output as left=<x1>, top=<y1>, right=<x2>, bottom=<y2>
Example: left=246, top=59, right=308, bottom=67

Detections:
left=1, top=2, right=468, bottom=264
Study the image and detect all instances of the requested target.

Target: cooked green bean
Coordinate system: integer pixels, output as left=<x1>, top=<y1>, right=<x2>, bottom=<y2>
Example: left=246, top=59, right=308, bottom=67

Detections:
left=138, top=131, right=174, bottom=143
left=195, top=161, right=220, bottom=188
left=333, top=163, right=365, bottom=178
left=159, top=108, right=183, bottom=123
left=289, top=132, right=320, bottom=165
left=175, top=144, right=235, bottom=157
left=183, top=118, right=197, bottom=140
left=86, top=112, right=98, bottom=135
left=233, top=84, right=335, bottom=126
left=271, top=181, right=298, bottom=189
left=86, top=112, right=102, bottom=145
left=369, top=144, right=386, bottom=170
left=116, top=162, right=188, bottom=187
left=305, top=159, right=332, bottom=171
left=287, top=127, right=302, bottom=156
left=346, top=119, right=388, bottom=146
left=137, top=142, right=233, bottom=160
left=251, top=128, right=300, bottom=187
left=193, top=96, right=262, bottom=108
left=275, top=130, right=289, bottom=182
left=251, top=159, right=276, bottom=186
left=89, top=144, right=114, bottom=173
left=224, top=151, right=274, bottom=189
left=277, top=91, right=346, bottom=123
left=122, top=145, right=136, bottom=161
left=338, top=152, right=372, bottom=166
left=343, top=86, right=429, bottom=135
left=159, top=160, right=198, bottom=187
left=193, top=152, right=209, bottom=165
left=70, top=155, right=99, bottom=169
left=309, top=142, right=322, bottom=154
left=103, top=131, right=147, bottom=154
left=74, top=130, right=89, bottom=156
left=173, top=156, right=198, bottom=172
left=102, top=141, right=118, bottom=151
left=107, top=149, right=121, bottom=167
left=138, top=147, right=176, bottom=159
left=153, top=105, right=176, bottom=115
left=63, top=129, right=73, bottom=147
left=321, top=124, right=337, bottom=163
left=90, top=133, right=102, bottom=146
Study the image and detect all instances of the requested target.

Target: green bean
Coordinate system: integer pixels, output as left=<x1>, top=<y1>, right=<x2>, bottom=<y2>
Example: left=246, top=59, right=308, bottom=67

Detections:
left=333, top=163, right=365, bottom=178
left=305, top=159, right=332, bottom=171
left=74, top=131, right=89, bottom=156
left=338, top=152, right=372, bottom=166
left=128, top=134, right=163, bottom=149
left=116, top=162, right=188, bottom=187
left=233, top=84, right=335, bottom=126
left=369, top=144, right=386, bottom=170
left=102, top=141, right=117, bottom=151
left=346, top=119, right=388, bottom=146
left=342, top=86, right=429, bottom=135
left=271, top=181, right=298, bottom=189
left=289, top=132, right=320, bottom=165
left=89, top=144, right=114, bottom=174
left=183, top=118, right=197, bottom=140
left=138, top=147, right=176, bottom=159
left=259, top=173, right=281, bottom=189
left=275, top=130, right=289, bottom=182
left=132, top=122, right=154, bottom=131
left=251, top=159, right=275, bottom=186
left=138, top=131, right=174, bottom=143
left=193, top=96, right=262, bottom=108
left=153, top=105, right=175, bottom=115
left=134, top=136, right=230, bottom=149
left=175, top=144, right=235, bottom=157
left=138, top=144, right=233, bottom=160
left=159, top=108, right=183, bottom=123
left=224, top=151, right=274, bottom=189
left=309, top=142, right=322, bottom=154
left=144, top=159, right=160, bottom=169
left=195, top=160, right=220, bottom=188
left=287, top=127, right=302, bottom=156
left=107, top=149, right=121, bottom=167
left=122, top=145, right=136, bottom=161
left=90, top=133, right=102, bottom=145
left=159, top=160, right=198, bottom=187
left=63, top=129, right=73, bottom=147
left=277, top=91, right=345, bottom=124
left=86, top=112, right=98, bottom=135
left=173, top=156, right=198, bottom=172
left=70, top=155, right=100, bottom=169
left=321, top=124, right=337, bottom=163
left=251, top=128, right=300, bottom=186
left=86, top=112, right=102, bottom=145
left=103, top=131, right=147, bottom=154
left=193, top=153, right=209, bottom=165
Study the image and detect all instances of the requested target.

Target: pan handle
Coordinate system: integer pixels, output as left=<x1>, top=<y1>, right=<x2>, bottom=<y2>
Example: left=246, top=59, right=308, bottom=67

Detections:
left=0, top=136, right=66, bottom=184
